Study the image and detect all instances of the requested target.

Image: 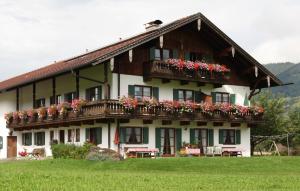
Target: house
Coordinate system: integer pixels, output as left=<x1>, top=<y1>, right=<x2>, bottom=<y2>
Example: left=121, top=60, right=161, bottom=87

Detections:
left=0, top=13, right=282, bottom=158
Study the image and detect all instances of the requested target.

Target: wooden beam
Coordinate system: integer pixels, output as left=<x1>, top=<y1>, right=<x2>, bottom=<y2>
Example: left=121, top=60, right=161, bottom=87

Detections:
left=82, top=120, right=94, bottom=125
left=162, top=79, right=170, bottom=84
left=213, top=122, right=223, bottom=126
left=197, top=121, right=207, bottom=126
left=143, top=120, right=153, bottom=124
left=104, top=62, right=109, bottom=99
left=119, top=119, right=130, bottom=123
left=180, top=80, right=188, bottom=85
left=180, top=121, right=190, bottom=126
left=162, top=120, right=172, bottom=125
left=197, top=82, right=206, bottom=87
left=16, top=88, right=19, bottom=111
left=231, top=123, right=241, bottom=127
left=52, top=77, right=56, bottom=104
left=32, top=83, right=36, bottom=108
left=76, top=70, right=79, bottom=99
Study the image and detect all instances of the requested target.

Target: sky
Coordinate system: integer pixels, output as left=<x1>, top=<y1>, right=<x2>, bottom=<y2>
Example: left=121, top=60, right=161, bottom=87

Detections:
left=0, top=0, right=299, bottom=81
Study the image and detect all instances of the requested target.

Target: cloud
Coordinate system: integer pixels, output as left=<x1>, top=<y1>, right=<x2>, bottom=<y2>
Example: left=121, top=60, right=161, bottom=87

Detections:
left=0, top=0, right=299, bottom=81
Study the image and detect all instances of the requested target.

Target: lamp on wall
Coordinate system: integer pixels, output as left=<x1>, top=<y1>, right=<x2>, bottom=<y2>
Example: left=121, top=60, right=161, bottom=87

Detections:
left=254, top=66, right=258, bottom=77
left=231, top=47, right=235, bottom=58
left=159, top=35, right=164, bottom=48
left=197, top=18, right=201, bottom=31
left=267, top=76, right=271, bottom=87
left=110, top=57, right=114, bottom=71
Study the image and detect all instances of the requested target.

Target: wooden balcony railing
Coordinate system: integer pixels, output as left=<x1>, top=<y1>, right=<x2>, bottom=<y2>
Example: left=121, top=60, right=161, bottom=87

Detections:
left=144, top=60, right=230, bottom=84
left=7, top=100, right=263, bottom=130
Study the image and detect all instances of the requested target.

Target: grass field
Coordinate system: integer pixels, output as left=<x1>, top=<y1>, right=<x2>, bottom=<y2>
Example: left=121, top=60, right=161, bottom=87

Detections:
left=0, top=157, right=300, bottom=191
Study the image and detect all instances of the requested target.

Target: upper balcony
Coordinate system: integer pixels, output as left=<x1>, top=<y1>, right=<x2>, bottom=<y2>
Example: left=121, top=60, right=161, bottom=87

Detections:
left=144, top=59, right=230, bottom=85
left=6, top=98, right=263, bottom=130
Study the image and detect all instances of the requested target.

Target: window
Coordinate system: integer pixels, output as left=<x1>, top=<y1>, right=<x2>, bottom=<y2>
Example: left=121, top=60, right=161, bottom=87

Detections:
left=194, top=129, right=208, bottom=147
left=178, top=90, right=194, bottom=102
left=50, top=95, right=62, bottom=105
left=86, top=86, right=101, bottom=101
left=22, top=132, right=32, bottom=146
left=223, top=129, right=235, bottom=145
left=68, top=129, right=80, bottom=142
left=190, top=52, right=202, bottom=62
left=64, top=92, right=77, bottom=103
left=215, top=93, right=229, bottom=104
left=125, top=127, right=142, bottom=144
left=86, top=128, right=102, bottom=145
left=50, top=130, right=54, bottom=143
left=59, top=130, right=65, bottom=144
left=160, top=128, right=175, bottom=155
left=134, top=86, right=151, bottom=101
left=34, top=132, right=45, bottom=146
left=154, top=49, right=161, bottom=60
left=35, top=98, right=45, bottom=108
left=163, top=49, right=170, bottom=60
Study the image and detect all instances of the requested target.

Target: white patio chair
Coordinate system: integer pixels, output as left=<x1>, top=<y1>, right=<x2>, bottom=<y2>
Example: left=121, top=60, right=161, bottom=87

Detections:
left=205, top=146, right=215, bottom=157
left=214, top=146, right=222, bottom=156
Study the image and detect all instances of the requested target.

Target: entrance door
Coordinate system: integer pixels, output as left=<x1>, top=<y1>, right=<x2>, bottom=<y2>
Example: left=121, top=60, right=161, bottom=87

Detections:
left=7, top=136, right=17, bottom=158
left=160, top=128, right=175, bottom=156
left=195, top=129, right=208, bottom=154
left=59, top=130, right=65, bottom=144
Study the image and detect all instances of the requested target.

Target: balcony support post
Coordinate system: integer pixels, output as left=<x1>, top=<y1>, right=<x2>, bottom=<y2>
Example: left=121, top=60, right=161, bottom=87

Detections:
left=108, top=121, right=111, bottom=149
left=104, top=62, right=109, bottom=99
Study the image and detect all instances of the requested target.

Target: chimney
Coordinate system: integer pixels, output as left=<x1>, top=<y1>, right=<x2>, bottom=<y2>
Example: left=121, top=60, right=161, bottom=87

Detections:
left=144, top=20, right=163, bottom=31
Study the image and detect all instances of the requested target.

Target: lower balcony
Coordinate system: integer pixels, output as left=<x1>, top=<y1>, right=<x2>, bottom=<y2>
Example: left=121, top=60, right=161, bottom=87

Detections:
left=6, top=99, right=263, bottom=130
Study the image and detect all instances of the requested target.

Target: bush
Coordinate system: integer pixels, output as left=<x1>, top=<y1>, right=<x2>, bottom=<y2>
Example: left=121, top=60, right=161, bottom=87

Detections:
left=86, top=148, right=121, bottom=161
left=51, top=142, right=93, bottom=159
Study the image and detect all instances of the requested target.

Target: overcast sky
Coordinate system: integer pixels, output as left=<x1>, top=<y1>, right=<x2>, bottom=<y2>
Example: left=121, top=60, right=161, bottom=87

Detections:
left=0, top=0, right=299, bottom=81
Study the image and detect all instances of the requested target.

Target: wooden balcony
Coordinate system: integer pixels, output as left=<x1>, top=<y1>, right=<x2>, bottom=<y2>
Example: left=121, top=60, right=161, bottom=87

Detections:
left=7, top=100, right=263, bottom=130
left=143, top=60, right=230, bottom=84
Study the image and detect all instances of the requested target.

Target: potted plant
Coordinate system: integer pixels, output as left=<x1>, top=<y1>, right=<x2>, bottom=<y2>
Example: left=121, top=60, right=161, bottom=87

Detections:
left=47, top=105, right=58, bottom=120
left=12, top=111, right=19, bottom=124
left=27, top=109, right=38, bottom=123
left=119, top=96, right=138, bottom=113
left=38, top=107, right=47, bottom=121
left=143, top=97, right=158, bottom=114
left=18, top=110, right=28, bottom=123
left=58, top=102, right=71, bottom=119
left=4, top=112, right=13, bottom=125
left=71, top=99, right=87, bottom=114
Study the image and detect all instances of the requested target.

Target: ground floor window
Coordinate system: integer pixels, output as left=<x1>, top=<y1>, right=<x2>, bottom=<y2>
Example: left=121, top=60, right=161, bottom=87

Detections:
left=59, top=130, right=65, bottom=144
left=50, top=130, right=54, bottom=143
left=161, top=128, right=175, bottom=155
left=34, top=132, right=45, bottom=146
left=219, top=129, right=241, bottom=145
left=86, top=128, right=102, bottom=145
left=194, top=129, right=208, bottom=148
left=68, top=129, right=80, bottom=143
left=125, top=127, right=142, bottom=144
left=22, top=132, right=32, bottom=146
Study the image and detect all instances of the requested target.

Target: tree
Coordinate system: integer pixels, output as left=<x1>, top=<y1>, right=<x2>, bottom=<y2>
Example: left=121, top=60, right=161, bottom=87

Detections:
left=250, top=92, right=287, bottom=155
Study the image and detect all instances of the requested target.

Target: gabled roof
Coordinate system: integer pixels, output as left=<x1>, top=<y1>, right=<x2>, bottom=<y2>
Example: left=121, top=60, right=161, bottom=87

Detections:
left=0, top=12, right=283, bottom=92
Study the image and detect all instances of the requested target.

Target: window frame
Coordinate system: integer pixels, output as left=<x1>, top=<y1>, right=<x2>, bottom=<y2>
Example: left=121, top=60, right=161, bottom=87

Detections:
left=215, top=92, right=230, bottom=104
left=124, top=127, right=143, bottom=144
left=177, top=89, right=194, bottom=102
left=67, top=128, right=80, bottom=143
left=34, top=132, right=45, bottom=146
left=35, top=98, right=45, bottom=108
left=194, top=128, right=208, bottom=147
left=86, top=86, right=102, bottom=102
left=22, top=132, right=32, bottom=146
left=223, top=129, right=236, bottom=145
left=64, top=92, right=77, bottom=103
left=133, top=85, right=152, bottom=101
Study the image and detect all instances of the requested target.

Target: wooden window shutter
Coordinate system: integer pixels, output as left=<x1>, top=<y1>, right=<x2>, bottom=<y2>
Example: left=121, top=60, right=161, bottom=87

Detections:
left=128, top=85, right=135, bottom=98
left=176, top=128, right=182, bottom=151
left=219, top=129, right=224, bottom=144
left=208, top=129, right=214, bottom=146
left=190, top=129, right=195, bottom=144
left=211, top=92, right=217, bottom=104
left=194, top=91, right=202, bottom=103
left=143, top=127, right=149, bottom=144
left=150, top=47, right=155, bottom=60
left=235, top=130, right=241, bottom=144
left=155, top=128, right=161, bottom=152
left=230, top=94, right=236, bottom=104
left=85, top=128, right=90, bottom=141
left=95, top=128, right=102, bottom=144
left=173, top=89, right=179, bottom=101
left=184, top=52, right=190, bottom=61
left=119, top=127, right=126, bottom=144
left=152, top=87, right=159, bottom=101
left=172, top=49, right=179, bottom=59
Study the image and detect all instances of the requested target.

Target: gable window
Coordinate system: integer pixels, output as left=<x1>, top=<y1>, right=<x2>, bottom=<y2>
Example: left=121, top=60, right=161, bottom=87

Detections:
left=215, top=92, right=229, bottom=104
left=35, top=98, right=45, bottom=108
left=177, top=90, right=194, bottom=102
left=154, top=49, right=161, bottom=60
left=64, top=92, right=77, bottom=103
left=125, top=127, right=142, bottom=144
left=134, top=86, right=151, bottom=101
left=68, top=128, right=80, bottom=143
left=34, top=132, right=45, bottom=146
left=50, top=95, right=62, bottom=105
left=22, top=132, right=32, bottom=146
left=86, top=86, right=102, bottom=101
left=163, top=49, right=170, bottom=60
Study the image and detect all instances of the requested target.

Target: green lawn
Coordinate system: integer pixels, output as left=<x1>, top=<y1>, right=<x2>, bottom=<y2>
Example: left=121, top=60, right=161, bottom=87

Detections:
left=0, top=157, right=300, bottom=191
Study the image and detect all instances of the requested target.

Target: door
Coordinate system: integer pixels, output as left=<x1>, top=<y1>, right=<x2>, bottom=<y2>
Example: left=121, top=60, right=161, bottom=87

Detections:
left=195, top=129, right=208, bottom=154
left=59, top=130, right=65, bottom=144
left=160, top=128, right=175, bottom=156
left=7, top=136, right=17, bottom=158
